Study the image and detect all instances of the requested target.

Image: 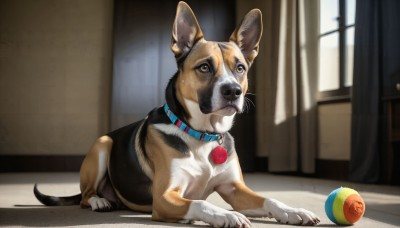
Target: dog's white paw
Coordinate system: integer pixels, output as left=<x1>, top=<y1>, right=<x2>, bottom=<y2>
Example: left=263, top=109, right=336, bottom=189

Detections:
left=209, top=210, right=251, bottom=228
left=186, top=200, right=251, bottom=228
left=265, top=198, right=320, bottom=226
left=88, top=196, right=113, bottom=212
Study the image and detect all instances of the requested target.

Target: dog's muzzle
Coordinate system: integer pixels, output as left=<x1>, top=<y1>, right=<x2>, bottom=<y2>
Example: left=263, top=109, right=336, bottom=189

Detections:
left=199, top=82, right=244, bottom=115
left=213, top=82, right=243, bottom=115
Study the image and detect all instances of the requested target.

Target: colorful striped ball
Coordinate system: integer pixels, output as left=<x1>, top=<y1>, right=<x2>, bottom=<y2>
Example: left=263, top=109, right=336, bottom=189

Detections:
left=325, top=187, right=365, bottom=225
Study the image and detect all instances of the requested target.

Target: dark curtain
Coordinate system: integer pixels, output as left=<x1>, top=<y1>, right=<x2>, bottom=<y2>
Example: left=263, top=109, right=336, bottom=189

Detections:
left=238, top=0, right=318, bottom=174
left=351, top=0, right=400, bottom=183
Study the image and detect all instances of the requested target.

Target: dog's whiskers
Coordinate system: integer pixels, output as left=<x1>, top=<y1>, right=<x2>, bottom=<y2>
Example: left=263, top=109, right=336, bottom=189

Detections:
left=243, top=96, right=255, bottom=113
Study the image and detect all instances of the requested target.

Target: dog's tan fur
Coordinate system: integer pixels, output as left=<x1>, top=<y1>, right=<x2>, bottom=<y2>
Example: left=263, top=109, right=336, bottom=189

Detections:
left=79, top=136, right=112, bottom=208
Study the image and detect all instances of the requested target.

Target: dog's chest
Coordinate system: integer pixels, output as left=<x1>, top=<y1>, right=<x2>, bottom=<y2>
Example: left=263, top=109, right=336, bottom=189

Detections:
left=169, top=141, right=234, bottom=200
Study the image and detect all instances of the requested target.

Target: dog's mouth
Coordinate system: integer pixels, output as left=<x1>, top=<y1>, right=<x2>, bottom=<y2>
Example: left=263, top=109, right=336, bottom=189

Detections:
left=211, top=103, right=241, bottom=116
left=221, top=103, right=240, bottom=112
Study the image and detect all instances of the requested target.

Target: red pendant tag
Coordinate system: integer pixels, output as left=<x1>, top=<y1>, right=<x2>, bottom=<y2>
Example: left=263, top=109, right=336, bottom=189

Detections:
left=211, top=146, right=228, bottom=164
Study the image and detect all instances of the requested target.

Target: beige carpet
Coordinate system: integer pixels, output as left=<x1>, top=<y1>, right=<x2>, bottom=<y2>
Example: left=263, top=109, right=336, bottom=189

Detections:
left=0, top=173, right=399, bottom=227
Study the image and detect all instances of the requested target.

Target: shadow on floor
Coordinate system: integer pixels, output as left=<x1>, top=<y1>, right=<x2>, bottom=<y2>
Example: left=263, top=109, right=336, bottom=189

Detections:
left=0, top=206, right=193, bottom=227
left=363, top=203, right=400, bottom=227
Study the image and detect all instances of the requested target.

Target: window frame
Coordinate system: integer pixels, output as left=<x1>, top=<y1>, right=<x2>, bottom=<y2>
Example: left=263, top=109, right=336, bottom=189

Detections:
left=318, top=0, right=355, bottom=101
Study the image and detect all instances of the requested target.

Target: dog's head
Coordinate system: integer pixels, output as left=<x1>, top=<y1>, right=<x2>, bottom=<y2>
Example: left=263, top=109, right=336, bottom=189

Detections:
left=168, top=1, right=262, bottom=133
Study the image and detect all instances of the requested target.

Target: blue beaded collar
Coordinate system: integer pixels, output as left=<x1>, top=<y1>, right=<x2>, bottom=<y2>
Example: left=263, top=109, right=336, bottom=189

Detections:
left=163, top=103, right=223, bottom=142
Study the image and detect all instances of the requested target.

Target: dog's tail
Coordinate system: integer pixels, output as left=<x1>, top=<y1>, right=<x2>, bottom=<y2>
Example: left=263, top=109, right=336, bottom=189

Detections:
left=34, top=184, right=81, bottom=206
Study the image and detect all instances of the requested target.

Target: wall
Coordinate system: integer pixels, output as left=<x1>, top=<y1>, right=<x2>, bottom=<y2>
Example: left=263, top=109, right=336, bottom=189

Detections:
left=318, top=102, right=352, bottom=160
left=0, top=0, right=113, bottom=155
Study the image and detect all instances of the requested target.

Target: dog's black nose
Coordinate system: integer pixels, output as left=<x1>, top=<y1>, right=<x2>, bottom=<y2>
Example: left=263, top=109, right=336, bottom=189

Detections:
left=221, top=84, right=242, bottom=101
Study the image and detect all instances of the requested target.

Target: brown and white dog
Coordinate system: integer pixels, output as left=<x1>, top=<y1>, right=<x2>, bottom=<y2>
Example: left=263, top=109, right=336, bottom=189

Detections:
left=34, top=2, right=320, bottom=227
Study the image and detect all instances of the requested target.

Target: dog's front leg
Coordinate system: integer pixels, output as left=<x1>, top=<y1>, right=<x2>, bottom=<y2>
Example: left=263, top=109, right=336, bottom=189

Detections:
left=217, top=182, right=320, bottom=226
left=152, top=189, right=251, bottom=227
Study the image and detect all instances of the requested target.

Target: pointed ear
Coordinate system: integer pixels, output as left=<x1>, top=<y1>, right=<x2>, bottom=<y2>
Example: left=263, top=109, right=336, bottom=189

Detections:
left=171, top=1, right=204, bottom=59
left=230, top=9, right=263, bottom=65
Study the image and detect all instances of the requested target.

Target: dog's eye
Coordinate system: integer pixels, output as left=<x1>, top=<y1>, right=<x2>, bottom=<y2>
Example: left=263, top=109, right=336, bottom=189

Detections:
left=236, top=64, right=246, bottom=75
left=198, top=64, right=211, bottom=73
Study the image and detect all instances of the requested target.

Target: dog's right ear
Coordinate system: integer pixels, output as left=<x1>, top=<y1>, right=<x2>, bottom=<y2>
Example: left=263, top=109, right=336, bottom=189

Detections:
left=171, top=1, right=203, bottom=59
left=230, top=9, right=263, bottom=66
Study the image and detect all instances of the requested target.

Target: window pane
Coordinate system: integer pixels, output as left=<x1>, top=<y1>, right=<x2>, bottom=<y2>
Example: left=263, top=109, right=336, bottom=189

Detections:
left=319, top=33, right=339, bottom=92
left=320, top=0, right=339, bottom=34
left=346, top=0, right=356, bottom=25
left=345, top=27, right=355, bottom=87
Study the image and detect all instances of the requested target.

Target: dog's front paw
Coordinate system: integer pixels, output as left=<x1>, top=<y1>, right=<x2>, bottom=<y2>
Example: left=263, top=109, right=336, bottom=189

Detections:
left=265, top=198, right=320, bottom=226
left=210, top=211, right=251, bottom=228
left=188, top=201, right=251, bottom=228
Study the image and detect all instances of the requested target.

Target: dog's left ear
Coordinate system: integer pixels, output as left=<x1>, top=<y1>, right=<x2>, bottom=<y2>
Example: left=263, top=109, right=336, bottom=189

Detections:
left=230, top=9, right=263, bottom=65
left=171, top=1, right=204, bottom=59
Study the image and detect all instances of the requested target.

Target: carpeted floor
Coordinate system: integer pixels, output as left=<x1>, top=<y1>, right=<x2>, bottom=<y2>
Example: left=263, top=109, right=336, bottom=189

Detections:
left=0, top=173, right=399, bottom=227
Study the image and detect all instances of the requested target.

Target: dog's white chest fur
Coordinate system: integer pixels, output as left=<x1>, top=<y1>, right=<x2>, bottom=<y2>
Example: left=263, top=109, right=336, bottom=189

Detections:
left=154, top=123, right=240, bottom=200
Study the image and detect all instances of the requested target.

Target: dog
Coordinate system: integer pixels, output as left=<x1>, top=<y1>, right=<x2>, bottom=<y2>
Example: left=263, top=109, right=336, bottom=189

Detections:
left=34, top=2, right=320, bottom=227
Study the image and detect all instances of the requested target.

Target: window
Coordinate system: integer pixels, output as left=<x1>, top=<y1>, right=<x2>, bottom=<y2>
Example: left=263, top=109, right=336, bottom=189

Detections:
left=318, top=0, right=356, bottom=100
